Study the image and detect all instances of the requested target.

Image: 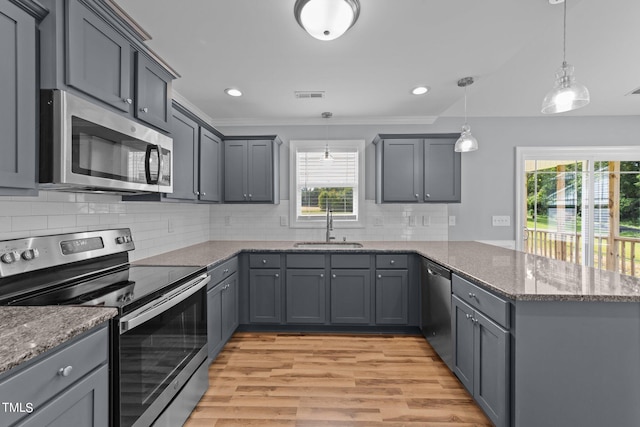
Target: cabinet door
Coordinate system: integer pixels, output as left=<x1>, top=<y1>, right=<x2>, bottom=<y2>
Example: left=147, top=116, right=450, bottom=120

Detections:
left=249, top=268, right=281, bottom=323
left=286, top=269, right=326, bottom=324
left=224, top=140, right=248, bottom=201
left=382, top=139, right=422, bottom=202
left=166, top=109, right=198, bottom=201
left=247, top=140, right=273, bottom=202
left=474, top=310, right=509, bottom=427
left=424, top=138, right=461, bottom=202
left=17, top=365, right=108, bottom=427
left=199, top=128, right=221, bottom=202
left=135, top=52, right=172, bottom=131
left=207, top=284, right=223, bottom=359
left=67, top=0, right=131, bottom=112
left=452, top=295, right=475, bottom=394
left=330, top=270, right=371, bottom=324
left=222, top=273, right=238, bottom=340
left=0, top=1, right=36, bottom=192
left=375, top=270, right=408, bottom=324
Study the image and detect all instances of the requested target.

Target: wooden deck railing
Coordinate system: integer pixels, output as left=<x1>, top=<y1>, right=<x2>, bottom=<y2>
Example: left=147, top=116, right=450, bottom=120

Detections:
left=525, top=229, right=640, bottom=277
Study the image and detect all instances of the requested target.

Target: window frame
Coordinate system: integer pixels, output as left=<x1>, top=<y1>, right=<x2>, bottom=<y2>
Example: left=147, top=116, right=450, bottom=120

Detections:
left=289, top=139, right=366, bottom=229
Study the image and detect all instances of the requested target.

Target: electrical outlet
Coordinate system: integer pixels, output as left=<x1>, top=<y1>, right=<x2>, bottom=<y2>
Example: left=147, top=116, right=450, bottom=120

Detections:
left=422, top=215, right=430, bottom=226
left=224, top=216, right=232, bottom=226
left=168, top=218, right=174, bottom=233
left=280, top=216, right=288, bottom=226
left=374, top=216, right=384, bottom=226
left=492, top=215, right=511, bottom=227
left=408, top=215, right=416, bottom=227
left=449, top=216, right=456, bottom=226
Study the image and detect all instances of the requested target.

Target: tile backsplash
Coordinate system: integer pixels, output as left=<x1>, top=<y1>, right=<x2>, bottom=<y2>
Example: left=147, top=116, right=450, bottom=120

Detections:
left=0, top=194, right=447, bottom=261
left=0, top=192, right=210, bottom=261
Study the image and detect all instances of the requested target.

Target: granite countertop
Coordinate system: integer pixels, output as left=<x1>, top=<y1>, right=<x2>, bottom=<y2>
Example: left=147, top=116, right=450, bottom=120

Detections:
left=136, top=240, right=640, bottom=303
left=0, top=306, right=117, bottom=375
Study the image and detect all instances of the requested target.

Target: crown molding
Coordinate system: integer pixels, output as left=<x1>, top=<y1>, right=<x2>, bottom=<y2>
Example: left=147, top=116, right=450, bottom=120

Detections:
left=212, top=115, right=438, bottom=127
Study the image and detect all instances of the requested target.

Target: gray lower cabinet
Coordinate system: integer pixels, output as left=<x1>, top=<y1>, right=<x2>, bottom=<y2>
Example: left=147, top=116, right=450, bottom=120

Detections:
left=286, top=269, right=326, bottom=324
left=0, top=324, right=109, bottom=427
left=373, top=134, right=461, bottom=203
left=249, top=268, right=282, bottom=323
left=207, top=272, right=238, bottom=360
left=375, top=269, right=409, bottom=324
left=452, top=275, right=509, bottom=427
left=330, top=269, right=371, bottom=324
left=0, top=0, right=43, bottom=195
left=224, top=138, right=281, bottom=203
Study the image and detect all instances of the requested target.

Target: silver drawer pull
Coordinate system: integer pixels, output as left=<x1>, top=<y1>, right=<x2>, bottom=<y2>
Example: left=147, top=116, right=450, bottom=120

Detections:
left=140, top=107, right=149, bottom=113
left=468, top=292, right=476, bottom=299
left=332, top=274, right=337, bottom=279
left=58, top=366, right=73, bottom=377
left=275, top=273, right=279, bottom=278
left=262, top=259, right=267, bottom=264
left=390, top=260, right=395, bottom=265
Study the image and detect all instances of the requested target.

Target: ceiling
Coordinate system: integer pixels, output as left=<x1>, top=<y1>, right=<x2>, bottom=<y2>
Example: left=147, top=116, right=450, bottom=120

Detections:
left=116, top=0, right=639, bottom=126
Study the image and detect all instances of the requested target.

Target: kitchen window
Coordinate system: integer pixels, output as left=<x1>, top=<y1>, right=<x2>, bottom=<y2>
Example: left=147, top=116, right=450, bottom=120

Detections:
left=290, top=139, right=365, bottom=228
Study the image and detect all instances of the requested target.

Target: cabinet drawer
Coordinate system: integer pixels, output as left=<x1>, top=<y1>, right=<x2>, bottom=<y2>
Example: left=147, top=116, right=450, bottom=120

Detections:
left=249, top=254, right=281, bottom=268
left=376, top=254, right=408, bottom=269
left=0, top=325, right=108, bottom=426
left=331, top=254, right=370, bottom=269
left=452, top=274, right=509, bottom=328
left=209, top=257, right=238, bottom=286
left=287, top=254, right=325, bottom=269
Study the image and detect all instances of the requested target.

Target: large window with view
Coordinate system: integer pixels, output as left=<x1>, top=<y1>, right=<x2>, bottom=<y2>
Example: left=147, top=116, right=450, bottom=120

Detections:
left=290, top=140, right=365, bottom=227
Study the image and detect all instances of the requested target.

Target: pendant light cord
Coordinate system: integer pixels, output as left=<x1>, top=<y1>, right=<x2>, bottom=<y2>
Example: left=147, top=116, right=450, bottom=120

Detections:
left=562, top=0, right=567, bottom=66
left=464, top=85, right=468, bottom=126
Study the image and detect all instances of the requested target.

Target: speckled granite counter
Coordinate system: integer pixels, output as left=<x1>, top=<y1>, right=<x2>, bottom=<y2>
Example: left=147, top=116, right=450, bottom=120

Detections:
left=0, top=306, right=117, bottom=374
left=136, top=240, right=640, bottom=302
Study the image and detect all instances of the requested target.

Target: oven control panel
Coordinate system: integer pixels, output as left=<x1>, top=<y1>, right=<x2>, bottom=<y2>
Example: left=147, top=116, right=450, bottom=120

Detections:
left=0, top=228, right=135, bottom=278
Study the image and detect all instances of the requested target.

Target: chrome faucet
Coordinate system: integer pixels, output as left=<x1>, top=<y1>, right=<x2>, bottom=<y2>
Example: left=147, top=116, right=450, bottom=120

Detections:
left=326, top=207, right=335, bottom=243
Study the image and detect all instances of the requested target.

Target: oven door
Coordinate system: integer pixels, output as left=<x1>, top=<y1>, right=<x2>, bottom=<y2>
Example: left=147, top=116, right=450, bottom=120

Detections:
left=118, top=274, right=210, bottom=427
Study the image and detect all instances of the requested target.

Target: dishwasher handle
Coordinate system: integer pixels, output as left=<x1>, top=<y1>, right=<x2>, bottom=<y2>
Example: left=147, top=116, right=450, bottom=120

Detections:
left=425, top=261, right=451, bottom=280
left=119, top=273, right=210, bottom=334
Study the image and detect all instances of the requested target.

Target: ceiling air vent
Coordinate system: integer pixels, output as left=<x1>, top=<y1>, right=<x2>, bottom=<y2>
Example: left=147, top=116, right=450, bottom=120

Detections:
left=295, top=91, right=325, bottom=99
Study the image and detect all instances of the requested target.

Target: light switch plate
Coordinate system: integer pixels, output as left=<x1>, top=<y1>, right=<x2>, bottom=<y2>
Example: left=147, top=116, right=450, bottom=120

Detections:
left=408, top=215, right=416, bottom=227
left=224, top=216, right=232, bottom=226
left=449, top=216, right=456, bottom=226
left=492, top=215, right=511, bottom=227
left=422, top=215, right=430, bottom=226
left=167, top=218, right=174, bottom=233
left=373, top=216, right=384, bottom=226
left=280, top=216, right=288, bottom=226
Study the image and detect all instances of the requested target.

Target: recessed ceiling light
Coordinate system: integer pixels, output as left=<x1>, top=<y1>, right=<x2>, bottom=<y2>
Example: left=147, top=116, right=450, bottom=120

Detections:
left=411, top=86, right=429, bottom=95
left=225, top=88, right=242, bottom=97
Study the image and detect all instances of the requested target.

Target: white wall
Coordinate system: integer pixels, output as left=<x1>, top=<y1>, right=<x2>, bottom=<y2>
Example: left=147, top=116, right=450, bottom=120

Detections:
left=218, top=115, right=640, bottom=243
left=0, top=192, right=210, bottom=261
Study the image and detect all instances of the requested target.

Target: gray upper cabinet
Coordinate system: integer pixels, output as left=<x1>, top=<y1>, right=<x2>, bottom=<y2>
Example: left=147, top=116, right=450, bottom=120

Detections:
left=0, top=0, right=45, bottom=195
left=373, top=134, right=461, bottom=203
left=199, top=128, right=221, bottom=202
left=66, top=0, right=131, bottom=112
left=224, top=137, right=281, bottom=203
left=135, top=52, right=172, bottom=131
left=166, top=108, right=198, bottom=201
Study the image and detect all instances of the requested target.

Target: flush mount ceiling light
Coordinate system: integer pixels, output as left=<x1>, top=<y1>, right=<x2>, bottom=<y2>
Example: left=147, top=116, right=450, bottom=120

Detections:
left=454, top=77, right=478, bottom=153
left=411, top=86, right=429, bottom=95
left=541, top=0, right=590, bottom=114
left=224, top=88, right=242, bottom=97
left=294, top=0, right=360, bottom=41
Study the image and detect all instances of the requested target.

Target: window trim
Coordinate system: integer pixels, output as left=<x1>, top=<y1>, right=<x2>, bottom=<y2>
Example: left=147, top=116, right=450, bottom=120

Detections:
left=289, top=139, right=366, bottom=229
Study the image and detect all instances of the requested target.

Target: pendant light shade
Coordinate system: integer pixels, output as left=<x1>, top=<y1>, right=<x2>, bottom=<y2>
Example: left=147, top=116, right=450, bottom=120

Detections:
left=294, top=0, right=360, bottom=41
left=454, top=77, right=478, bottom=153
left=541, top=0, right=589, bottom=114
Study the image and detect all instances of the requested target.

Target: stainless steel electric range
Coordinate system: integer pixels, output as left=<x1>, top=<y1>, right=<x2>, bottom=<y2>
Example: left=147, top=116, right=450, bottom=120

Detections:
left=0, top=229, right=210, bottom=427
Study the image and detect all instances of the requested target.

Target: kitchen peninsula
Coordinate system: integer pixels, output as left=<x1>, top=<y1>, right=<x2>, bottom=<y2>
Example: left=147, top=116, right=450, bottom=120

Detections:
left=138, top=240, right=640, bottom=427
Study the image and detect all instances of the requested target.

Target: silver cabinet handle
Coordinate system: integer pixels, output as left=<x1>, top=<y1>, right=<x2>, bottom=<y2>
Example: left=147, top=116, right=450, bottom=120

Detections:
left=275, top=273, right=279, bottom=278
left=262, top=259, right=267, bottom=264
left=243, top=194, right=247, bottom=199
left=58, top=366, right=73, bottom=377
left=378, top=274, right=382, bottom=279
left=140, top=107, right=149, bottom=113
left=320, top=273, right=324, bottom=278
left=425, top=194, right=431, bottom=198
left=248, top=194, right=252, bottom=198
left=390, top=260, right=395, bottom=265
left=194, top=191, right=200, bottom=196
left=120, top=274, right=210, bottom=334
left=202, top=192, right=206, bottom=196
left=223, top=269, right=229, bottom=274
left=415, top=193, right=419, bottom=198
left=466, top=313, right=471, bottom=319
left=332, top=274, right=337, bottom=279
left=468, top=292, right=476, bottom=299
left=123, top=98, right=132, bottom=104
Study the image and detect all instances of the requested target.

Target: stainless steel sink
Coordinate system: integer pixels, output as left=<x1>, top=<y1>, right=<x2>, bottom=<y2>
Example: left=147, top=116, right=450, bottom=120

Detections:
left=293, top=242, right=364, bottom=249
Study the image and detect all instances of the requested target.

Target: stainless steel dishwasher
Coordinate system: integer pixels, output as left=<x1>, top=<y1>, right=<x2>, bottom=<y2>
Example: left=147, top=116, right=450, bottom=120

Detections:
left=421, top=259, right=453, bottom=370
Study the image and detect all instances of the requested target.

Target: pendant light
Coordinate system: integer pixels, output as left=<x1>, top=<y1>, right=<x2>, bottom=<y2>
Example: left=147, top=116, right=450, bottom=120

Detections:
left=541, top=0, right=590, bottom=114
left=294, top=0, right=360, bottom=41
left=322, top=112, right=333, bottom=160
left=454, top=77, right=478, bottom=153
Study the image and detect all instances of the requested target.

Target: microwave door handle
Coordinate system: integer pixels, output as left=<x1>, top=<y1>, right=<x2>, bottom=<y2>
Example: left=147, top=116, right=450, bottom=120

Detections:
left=119, top=274, right=211, bottom=334
left=144, top=145, right=160, bottom=185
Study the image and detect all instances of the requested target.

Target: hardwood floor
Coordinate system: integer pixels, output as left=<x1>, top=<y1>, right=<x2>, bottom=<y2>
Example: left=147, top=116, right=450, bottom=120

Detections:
left=185, top=332, right=492, bottom=426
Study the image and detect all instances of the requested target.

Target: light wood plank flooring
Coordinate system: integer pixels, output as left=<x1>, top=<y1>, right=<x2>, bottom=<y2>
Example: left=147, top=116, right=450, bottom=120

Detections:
left=185, top=332, right=492, bottom=426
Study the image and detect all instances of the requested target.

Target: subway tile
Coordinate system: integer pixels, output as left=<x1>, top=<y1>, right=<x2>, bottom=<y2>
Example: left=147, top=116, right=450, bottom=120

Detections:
left=12, top=216, right=47, bottom=231
left=48, top=215, right=77, bottom=229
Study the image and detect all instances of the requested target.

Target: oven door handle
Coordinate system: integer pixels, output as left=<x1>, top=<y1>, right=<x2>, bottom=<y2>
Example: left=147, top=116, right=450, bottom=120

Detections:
left=119, top=273, right=210, bottom=334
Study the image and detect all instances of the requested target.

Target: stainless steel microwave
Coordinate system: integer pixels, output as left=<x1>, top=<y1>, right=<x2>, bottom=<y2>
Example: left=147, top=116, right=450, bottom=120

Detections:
left=39, top=90, right=173, bottom=194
